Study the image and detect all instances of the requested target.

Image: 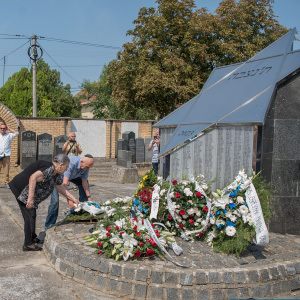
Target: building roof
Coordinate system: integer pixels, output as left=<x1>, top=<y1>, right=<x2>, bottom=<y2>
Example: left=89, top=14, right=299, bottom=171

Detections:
left=155, top=28, right=300, bottom=157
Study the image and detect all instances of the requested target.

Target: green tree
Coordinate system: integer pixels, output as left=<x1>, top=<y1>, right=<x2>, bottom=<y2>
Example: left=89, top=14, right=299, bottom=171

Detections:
left=107, top=0, right=288, bottom=119
left=0, top=59, right=81, bottom=117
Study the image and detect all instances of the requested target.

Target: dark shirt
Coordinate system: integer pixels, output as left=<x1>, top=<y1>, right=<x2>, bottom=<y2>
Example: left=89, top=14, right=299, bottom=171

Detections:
left=9, top=160, right=63, bottom=208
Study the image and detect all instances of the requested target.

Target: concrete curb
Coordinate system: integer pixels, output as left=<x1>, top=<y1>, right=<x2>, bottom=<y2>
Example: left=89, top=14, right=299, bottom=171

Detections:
left=44, top=222, right=300, bottom=300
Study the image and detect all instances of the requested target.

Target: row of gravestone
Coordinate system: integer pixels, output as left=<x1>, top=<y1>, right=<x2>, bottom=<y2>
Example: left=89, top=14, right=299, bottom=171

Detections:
left=117, top=131, right=153, bottom=168
left=21, top=131, right=68, bottom=169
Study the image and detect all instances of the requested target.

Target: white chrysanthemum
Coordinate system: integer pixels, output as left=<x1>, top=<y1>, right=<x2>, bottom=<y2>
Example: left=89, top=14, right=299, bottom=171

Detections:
left=239, top=205, right=249, bottom=215
left=225, top=211, right=232, bottom=218
left=182, top=214, right=189, bottom=219
left=104, top=200, right=111, bottom=205
left=242, top=215, right=253, bottom=225
left=216, top=219, right=225, bottom=226
left=237, top=196, right=245, bottom=204
left=225, top=226, right=236, bottom=236
left=169, top=192, right=174, bottom=199
left=176, top=217, right=182, bottom=223
left=230, top=215, right=237, bottom=222
left=184, top=188, right=193, bottom=197
left=182, top=220, right=186, bottom=224
left=233, top=210, right=241, bottom=217
left=194, top=222, right=199, bottom=226
left=187, top=208, right=195, bottom=215
left=180, top=180, right=189, bottom=186
left=196, top=218, right=202, bottom=223
left=201, top=184, right=208, bottom=191
left=160, top=189, right=166, bottom=196
left=201, top=220, right=207, bottom=226
left=188, top=200, right=194, bottom=205
left=210, top=216, right=215, bottom=224
left=196, top=211, right=202, bottom=217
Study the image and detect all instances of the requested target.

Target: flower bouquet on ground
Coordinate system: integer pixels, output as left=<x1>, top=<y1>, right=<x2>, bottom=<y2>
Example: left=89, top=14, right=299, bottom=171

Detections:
left=205, top=170, right=269, bottom=257
left=160, top=175, right=212, bottom=240
left=84, top=216, right=174, bottom=261
left=65, top=202, right=104, bottom=222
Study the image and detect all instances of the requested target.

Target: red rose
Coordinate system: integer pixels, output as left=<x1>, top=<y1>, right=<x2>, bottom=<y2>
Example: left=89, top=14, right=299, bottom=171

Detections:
left=196, top=191, right=202, bottom=197
left=115, top=226, right=119, bottom=231
left=175, top=192, right=181, bottom=198
left=107, top=226, right=111, bottom=231
left=203, top=206, right=208, bottom=212
left=189, top=219, right=194, bottom=225
left=199, top=232, right=204, bottom=237
left=146, top=239, right=151, bottom=243
left=151, top=223, right=155, bottom=228
left=97, top=251, right=102, bottom=254
left=133, top=218, right=138, bottom=222
left=106, top=232, right=111, bottom=236
left=136, top=232, right=141, bottom=236
left=120, top=232, right=124, bottom=236
left=146, top=249, right=155, bottom=256
left=134, top=250, right=142, bottom=258
left=179, top=224, right=184, bottom=229
left=172, top=180, right=177, bottom=185
left=168, top=215, right=172, bottom=220
left=150, top=240, right=157, bottom=247
left=156, top=233, right=160, bottom=237
left=189, top=215, right=194, bottom=218
left=133, top=226, right=138, bottom=231
left=139, top=242, right=143, bottom=247
left=97, top=241, right=102, bottom=247
left=142, top=219, right=144, bottom=224
left=179, top=209, right=186, bottom=216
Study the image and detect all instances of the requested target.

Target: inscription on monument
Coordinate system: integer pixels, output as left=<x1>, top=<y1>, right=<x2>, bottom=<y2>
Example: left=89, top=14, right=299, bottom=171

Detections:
left=38, top=133, right=52, bottom=162
left=21, top=131, right=36, bottom=169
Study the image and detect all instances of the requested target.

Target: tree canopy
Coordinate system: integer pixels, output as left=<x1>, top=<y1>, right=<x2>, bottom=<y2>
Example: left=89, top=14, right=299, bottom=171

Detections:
left=0, top=59, right=81, bottom=118
left=103, top=0, right=288, bottom=120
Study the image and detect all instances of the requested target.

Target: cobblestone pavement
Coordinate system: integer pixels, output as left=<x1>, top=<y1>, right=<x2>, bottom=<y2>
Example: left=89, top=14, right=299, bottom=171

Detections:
left=1, top=179, right=300, bottom=299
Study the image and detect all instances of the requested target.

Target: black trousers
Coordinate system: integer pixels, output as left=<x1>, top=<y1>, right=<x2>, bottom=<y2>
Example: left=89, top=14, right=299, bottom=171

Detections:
left=16, top=200, right=37, bottom=247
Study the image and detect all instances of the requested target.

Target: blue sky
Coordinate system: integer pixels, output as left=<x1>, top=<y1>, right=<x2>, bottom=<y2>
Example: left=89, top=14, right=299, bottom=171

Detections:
left=0, top=0, right=299, bottom=95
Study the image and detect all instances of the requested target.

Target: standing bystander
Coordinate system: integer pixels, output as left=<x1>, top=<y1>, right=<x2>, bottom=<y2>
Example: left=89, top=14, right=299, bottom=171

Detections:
left=0, top=123, right=19, bottom=188
left=147, top=128, right=160, bottom=175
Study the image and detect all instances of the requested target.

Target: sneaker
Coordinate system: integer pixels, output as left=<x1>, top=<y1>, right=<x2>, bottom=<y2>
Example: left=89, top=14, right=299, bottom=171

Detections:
left=6, top=184, right=10, bottom=189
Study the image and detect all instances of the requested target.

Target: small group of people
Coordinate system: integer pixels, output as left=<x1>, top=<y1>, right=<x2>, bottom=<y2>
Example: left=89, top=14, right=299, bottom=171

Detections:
left=1, top=127, right=94, bottom=251
left=2, top=124, right=161, bottom=251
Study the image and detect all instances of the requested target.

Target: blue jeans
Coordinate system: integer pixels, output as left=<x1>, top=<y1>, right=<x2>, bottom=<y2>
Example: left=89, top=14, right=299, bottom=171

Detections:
left=152, top=162, right=159, bottom=175
left=44, top=178, right=88, bottom=230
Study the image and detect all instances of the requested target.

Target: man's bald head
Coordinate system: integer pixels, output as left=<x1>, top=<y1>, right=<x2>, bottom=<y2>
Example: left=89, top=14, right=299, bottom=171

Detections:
left=80, top=156, right=94, bottom=170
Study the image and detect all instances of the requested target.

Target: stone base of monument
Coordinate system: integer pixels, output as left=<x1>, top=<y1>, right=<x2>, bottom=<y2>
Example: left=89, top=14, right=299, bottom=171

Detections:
left=111, top=165, right=139, bottom=184
left=44, top=223, right=300, bottom=300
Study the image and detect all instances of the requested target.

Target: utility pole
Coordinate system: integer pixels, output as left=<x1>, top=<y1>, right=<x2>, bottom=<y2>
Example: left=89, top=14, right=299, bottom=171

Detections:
left=28, top=34, right=43, bottom=117
left=2, top=56, right=5, bottom=86
left=32, top=35, right=37, bottom=117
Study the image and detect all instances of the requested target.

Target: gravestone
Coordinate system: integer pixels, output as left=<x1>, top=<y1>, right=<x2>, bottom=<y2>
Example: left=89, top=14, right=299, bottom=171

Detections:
left=145, top=137, right=153, bottom=163
left=54, top=135, right=68, bottom=156
left=117, top=150, right=132, bottom=168
left=135, top=137, right=145, bottom=163
left=21, top=131, right=36, bottom=169
left=37, top=133, right=53, bottom=162
left=122, top=131, right=136, bottom=163
left=116, top=139, right=126, bottom=157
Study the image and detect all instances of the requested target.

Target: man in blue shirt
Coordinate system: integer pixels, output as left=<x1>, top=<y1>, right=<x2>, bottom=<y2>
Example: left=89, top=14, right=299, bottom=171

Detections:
left=45, top=154, right=94, bottom=230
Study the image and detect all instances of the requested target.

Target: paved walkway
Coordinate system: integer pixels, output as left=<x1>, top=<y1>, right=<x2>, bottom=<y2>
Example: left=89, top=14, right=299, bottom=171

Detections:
left=1, top=180, right=300, bottom=300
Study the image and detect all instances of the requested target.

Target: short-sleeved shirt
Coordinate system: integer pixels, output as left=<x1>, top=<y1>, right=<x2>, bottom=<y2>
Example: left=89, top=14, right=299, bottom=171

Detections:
left=63, top=155, right=89, bottom=181
left=9, top=160, right=63, bottom=208
left=149, top=140, right=159, bottom=163
left=0, top=132, right=19, bottom=157
left=63, top=141, right=82, bottom=156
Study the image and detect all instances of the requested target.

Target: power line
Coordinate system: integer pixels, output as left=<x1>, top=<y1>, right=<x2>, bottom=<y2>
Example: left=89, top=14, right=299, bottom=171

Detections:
left=0, top=40, right=30, bottom=61
left=37, top=41, right=81, bottom=84
left=39, top=36, right=122, bottom=50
